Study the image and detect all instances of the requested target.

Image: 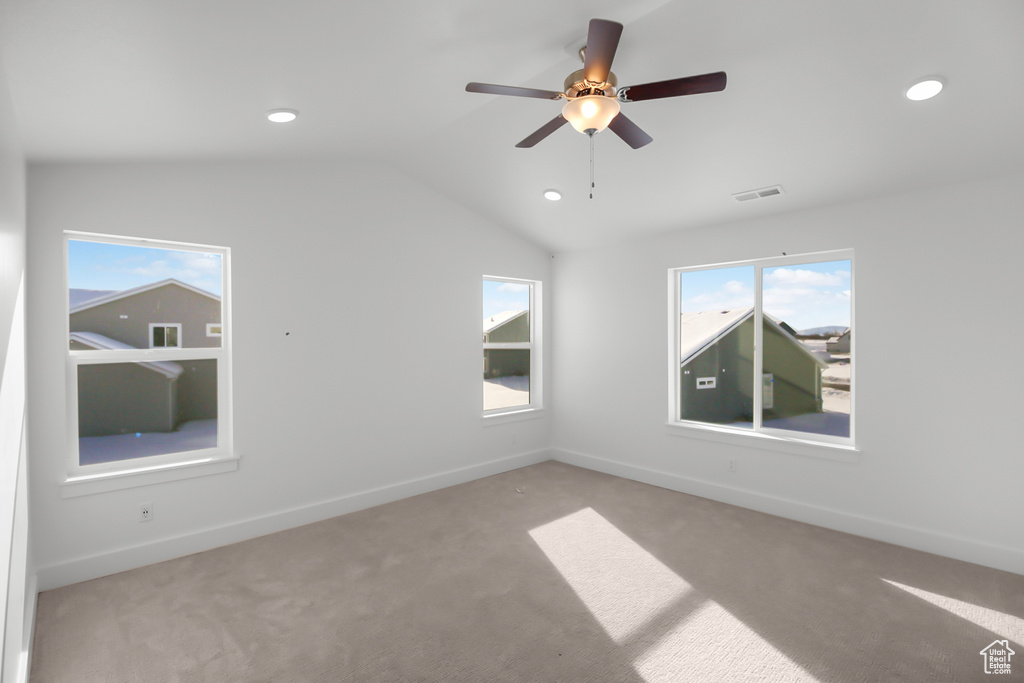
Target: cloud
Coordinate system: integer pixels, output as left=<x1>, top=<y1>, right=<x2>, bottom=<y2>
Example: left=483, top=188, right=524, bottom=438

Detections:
left=764, top=268, right=846, bottom=287
left=722, top=280, right=747, bottom=294
left=497, top=282, right=529, bottom=293
left=685, top=281, right=754, bottom=312
left=95, top=249, right=222, bottom=293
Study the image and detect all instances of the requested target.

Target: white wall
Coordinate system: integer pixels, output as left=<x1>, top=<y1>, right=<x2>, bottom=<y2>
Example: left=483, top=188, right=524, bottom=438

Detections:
left=27, top=161, right=552, bottom=588
left=551, top=174, right=1024, bottom=574
left=23, top=160, right=1024, bottom=595
left=0, top=51, right=31, bottom=683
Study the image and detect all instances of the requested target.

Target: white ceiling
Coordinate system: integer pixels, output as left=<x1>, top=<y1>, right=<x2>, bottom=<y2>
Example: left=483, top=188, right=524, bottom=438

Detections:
left=3, top=0, right=1023, bottom=252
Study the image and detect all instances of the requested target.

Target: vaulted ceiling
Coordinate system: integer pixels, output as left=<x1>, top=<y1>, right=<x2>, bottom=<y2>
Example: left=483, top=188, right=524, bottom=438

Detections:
left=2, top=0, right=1022, bottom=251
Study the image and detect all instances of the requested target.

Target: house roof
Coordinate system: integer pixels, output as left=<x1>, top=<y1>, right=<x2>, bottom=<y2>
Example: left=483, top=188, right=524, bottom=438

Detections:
left=680, top=309, right=751, bottom=364
left=69, top=289, right=119, bottom=307
left=483, top=310, right=527, bottom=335
left=680, top=307, right=828, bottom=370
left=69, top=332, right=184, bottom=379
left=980, top=640, right=1016, bottom=655
left=69, top=278, right=220, bottom=315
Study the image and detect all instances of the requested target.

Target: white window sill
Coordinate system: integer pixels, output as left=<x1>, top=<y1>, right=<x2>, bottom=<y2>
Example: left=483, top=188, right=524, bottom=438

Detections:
left=481, top=407, right=546, bottom=426
left=665, top=422, right=859, bottom=463
left=60, top=454, right=239, bottom=498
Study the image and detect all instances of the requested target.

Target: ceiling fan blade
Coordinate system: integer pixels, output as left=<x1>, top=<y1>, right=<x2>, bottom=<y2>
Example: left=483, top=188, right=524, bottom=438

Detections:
left=515, top=115, right=569, bottom=148
left=607, top=113, right=653, bottom=149
left=618, top=71, right=727, bottom=102
left=582, top=19, right=623, bottom=85
left=466, top=82, right=564, bottom=100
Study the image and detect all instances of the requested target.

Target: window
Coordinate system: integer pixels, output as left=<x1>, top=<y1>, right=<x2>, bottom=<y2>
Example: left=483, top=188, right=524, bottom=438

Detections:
left=482, top=276, right=541, bottom=415
left=149, top=323, right=182, bottom=348
left=66, top=232, right=233, bottom=482
left=671, top=250, right=853, bottom=447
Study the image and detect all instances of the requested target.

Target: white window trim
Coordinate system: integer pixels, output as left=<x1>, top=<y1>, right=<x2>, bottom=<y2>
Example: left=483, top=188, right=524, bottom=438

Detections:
left=149, top=322, right=182, bottom=348
left=206, top=323, right=222, bottom=337
left=668, top=248, right=855, bottom=451
left=64, top=231, right=234, bottom=494
left=482, top=275, right=543, bottom=419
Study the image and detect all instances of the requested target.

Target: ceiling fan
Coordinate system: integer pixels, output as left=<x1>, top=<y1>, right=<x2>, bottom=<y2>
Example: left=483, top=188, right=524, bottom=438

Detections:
left=466, top=18, right=727, bottom=150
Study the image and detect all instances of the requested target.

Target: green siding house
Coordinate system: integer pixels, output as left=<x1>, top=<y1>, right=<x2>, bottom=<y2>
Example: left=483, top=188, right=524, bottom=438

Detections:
left=680, top=308, right=827, bottom=424
left=483, top=310, right=529, bottom=378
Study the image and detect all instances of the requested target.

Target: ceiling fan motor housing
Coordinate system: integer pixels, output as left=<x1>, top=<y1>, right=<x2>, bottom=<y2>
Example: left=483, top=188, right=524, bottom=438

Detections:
left=564, top=69, right=617, bottom=98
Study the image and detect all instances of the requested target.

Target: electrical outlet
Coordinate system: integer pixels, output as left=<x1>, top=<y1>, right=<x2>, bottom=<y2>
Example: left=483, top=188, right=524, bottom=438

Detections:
left=139, top=502, right=153, bottom=523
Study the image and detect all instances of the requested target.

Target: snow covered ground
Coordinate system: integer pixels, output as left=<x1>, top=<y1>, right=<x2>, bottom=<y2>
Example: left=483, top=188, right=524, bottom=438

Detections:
left=78, top=419, right=218, bottom=465
left=483, top=376, right=530, bottom=411
left=762, top=411, right=850, bottom=437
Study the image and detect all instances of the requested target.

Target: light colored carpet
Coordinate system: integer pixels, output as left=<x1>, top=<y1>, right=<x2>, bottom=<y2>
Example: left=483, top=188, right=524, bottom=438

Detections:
left=30, top=461, right=1024, bottom=682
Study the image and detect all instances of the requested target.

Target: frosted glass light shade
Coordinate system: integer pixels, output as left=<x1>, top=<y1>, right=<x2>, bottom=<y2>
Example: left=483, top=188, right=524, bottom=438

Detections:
left=561, top=95, right=620, bottom=134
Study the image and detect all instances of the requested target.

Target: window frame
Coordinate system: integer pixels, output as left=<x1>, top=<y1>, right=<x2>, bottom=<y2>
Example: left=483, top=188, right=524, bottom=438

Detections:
left=482, top=275, right=543, bottom=418
left=668, top=249, right=855, bottom=450
left=63, top=231, right=236, bottom=493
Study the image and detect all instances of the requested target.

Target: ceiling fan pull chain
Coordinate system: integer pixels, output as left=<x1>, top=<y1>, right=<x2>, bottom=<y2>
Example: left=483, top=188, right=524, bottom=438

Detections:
left=589, top=130, right=596, bottom=200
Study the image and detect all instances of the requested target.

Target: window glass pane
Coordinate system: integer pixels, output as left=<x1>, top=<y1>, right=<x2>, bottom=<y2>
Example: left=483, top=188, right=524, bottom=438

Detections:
left=483, top=350, right=530, bottom=411
left=152, top=326, right=165, bottom=347
left=679, top=266, right=755, bottom=428
left=68, top=240, right=222, bottom=350
left=482, top=280, right=530, bottom=343
left=77, top=359, right=218, bottom=465
left=761, top=259, right=851, bottom=437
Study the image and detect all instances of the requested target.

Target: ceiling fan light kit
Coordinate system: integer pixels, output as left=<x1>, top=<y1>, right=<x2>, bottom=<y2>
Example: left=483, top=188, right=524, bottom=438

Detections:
left=466, top=18, right=727, bottom=196
left=562, top=94, right=620, bottom=134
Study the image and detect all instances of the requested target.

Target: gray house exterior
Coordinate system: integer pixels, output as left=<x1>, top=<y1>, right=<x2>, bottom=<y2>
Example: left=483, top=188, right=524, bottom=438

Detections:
left=70, top=278, right=221, bottom=350
left=483, top=310, right=529, bottom=378
left=827, top=328, right=851, bottom=353
left=70, top=279, right=220, bottom=438
left=680, top=308, right=828, bottom=424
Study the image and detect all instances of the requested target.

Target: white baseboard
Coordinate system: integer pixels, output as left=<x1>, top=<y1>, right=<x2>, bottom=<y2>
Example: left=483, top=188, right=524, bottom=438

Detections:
left=7, top=653, right=27, bottom=683
left=551, top=447, right=1024, bottom=576
left=18, top=572, right=37, bottom=683
left=36, top=449, right=550, bottom=591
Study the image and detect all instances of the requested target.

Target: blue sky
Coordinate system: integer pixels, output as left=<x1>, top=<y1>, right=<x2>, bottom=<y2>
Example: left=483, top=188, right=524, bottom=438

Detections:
left=681, top=259, right=851, bottom=331
left=68, top=240, right=223, bottom=296
left=483, top=279, right=530, bottom=320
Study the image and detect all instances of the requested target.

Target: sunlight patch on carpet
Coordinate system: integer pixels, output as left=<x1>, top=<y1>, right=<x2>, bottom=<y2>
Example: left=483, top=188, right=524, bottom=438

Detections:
left=883, top=579, right=1024, bottom=645
left=529, top=507, right=692, bottom=642
left=633, top=600, right=820, bottom=682
left=530, top=507, right=819, bottom=682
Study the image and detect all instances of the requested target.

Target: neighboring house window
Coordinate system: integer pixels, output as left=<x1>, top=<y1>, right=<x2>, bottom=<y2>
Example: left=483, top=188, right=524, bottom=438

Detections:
left=671, top=250, right=853, bottom=446
left=66, top=232, right=233, bottom=481
left=206, top=323, right=222, bottom=337
left=150, top=323, right=182, bottom=348
left=482, top=276, right=541, bottom=415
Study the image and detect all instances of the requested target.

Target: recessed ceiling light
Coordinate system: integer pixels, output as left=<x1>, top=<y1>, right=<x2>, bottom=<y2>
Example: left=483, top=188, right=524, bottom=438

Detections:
left=543, top=189, right=562, bottom=201
left=906, top=78, right=944, bottom=101
left=267, top=109, right=298, bottom=123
